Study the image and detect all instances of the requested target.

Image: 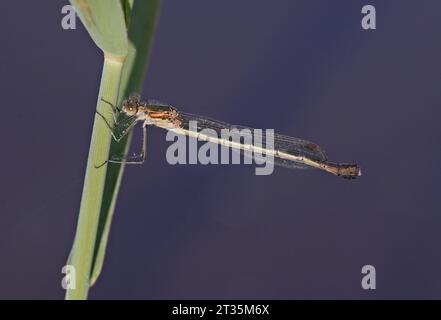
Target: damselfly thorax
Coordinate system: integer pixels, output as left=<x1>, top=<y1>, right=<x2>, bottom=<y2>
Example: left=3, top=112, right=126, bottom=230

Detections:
left=121, top=94, right=182, bottom=128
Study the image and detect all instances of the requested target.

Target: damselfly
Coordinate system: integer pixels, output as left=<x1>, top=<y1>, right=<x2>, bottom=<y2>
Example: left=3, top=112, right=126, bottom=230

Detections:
left=98, top=94, right=361, bottom=179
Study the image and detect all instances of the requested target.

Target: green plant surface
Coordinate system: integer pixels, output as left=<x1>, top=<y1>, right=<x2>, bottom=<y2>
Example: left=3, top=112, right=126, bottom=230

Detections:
left=66, top=0, right=128, bottom=300
left=71, top=0, right=128, bottom=57
left=90, top=0, right=162, bottom=286
left=65, top=0, right=161, bottom=299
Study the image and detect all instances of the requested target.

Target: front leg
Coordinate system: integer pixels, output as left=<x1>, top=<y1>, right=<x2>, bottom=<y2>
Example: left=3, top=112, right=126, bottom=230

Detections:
left=100, top=97, right=120, bottom=123
left=95, top=109, right=121, bottom=142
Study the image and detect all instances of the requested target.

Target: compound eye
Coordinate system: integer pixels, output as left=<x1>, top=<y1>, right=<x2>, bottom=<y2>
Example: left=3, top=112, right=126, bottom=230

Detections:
left=125, top=105, right=135, bottom=112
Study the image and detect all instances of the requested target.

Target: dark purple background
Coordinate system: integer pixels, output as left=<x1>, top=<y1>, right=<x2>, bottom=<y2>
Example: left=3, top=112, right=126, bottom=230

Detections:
left=1, top=0, right=440, bottom=299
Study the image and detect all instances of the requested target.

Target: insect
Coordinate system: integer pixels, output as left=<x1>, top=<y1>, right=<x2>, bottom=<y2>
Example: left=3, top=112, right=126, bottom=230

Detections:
left=97, top=93, right=361, bottom=179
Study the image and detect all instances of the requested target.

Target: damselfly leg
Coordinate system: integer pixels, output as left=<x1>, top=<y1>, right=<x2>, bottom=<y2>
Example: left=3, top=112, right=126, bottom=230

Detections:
left=100, top=97, right=120, bottom=123
left=94, top=121, right=146, bottom=168
left=95, top=96, right=146, bottom=167
left=96, top=96, right=139, bottom=142
left=95, top=97, right=121, bottom=142
left=108, top=123, right=147, bottom=165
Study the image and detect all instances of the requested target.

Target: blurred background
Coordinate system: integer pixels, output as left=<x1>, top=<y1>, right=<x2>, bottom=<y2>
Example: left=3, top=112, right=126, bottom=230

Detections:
left=0, top=0, right=440, bottom=299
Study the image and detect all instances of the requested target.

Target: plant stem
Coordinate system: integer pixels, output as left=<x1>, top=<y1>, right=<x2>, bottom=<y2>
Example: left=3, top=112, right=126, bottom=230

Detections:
left=89, top=0, right=161, bottom=285
left=65, top=55, right=124, bottom=300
